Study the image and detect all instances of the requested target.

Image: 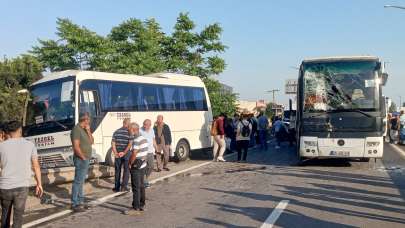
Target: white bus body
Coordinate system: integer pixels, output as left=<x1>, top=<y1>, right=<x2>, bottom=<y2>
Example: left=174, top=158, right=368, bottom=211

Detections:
left=23, top=70, right=213, bottom=168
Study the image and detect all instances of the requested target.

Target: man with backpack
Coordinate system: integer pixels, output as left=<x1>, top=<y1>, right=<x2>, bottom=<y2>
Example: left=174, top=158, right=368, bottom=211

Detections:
left=211, top=114, right=226, bottom=162
left=236, top=111, right=252, bottom=162
left=273, top=116, right=288, bottom=149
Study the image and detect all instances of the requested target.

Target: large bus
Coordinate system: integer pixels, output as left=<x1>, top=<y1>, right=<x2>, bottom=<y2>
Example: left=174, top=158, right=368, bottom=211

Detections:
left=22, top=70, right=213, bottom=168
left=295, top=56, right=388, bottom=162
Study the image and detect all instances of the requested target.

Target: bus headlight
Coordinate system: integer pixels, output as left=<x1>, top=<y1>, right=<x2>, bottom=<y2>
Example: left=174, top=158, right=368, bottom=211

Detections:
left=366, top=142, right=380, bottom=147
left=304, top=141, right=317, bottom=147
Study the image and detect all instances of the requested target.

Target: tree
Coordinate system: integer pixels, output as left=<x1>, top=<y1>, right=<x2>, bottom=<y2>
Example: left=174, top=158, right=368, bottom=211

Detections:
left=31, top=13, right=234, bottom=115
left=203, top=78, right=238, bottom=117
left=264, top=102, right=276, bottom=119
left=0, top=55, right=43, bottom=122
left=389, top=102, right=397, bottom=113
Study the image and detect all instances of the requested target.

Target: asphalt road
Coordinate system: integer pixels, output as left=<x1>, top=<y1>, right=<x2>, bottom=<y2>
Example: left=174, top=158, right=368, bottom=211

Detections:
left=31, top=142, right=405, bottom=228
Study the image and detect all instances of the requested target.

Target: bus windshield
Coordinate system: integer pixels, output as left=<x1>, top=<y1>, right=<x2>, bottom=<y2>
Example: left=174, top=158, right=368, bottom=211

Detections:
left=25, top=78, right=75, bottom=135
left=303, top=61, right=380, bottom=113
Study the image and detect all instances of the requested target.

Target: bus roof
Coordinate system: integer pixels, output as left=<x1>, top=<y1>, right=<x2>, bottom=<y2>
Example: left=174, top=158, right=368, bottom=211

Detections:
left=32, top=70, right=204, bottom=87
left=302, top=56, right=379, bottom=64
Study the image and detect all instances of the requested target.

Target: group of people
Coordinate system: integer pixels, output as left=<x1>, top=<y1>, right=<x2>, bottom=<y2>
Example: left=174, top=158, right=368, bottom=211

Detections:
left=0, top=112, right=174, bottom=227
left=72, top=113, right=173, bottom=215
left=388, top=110, right=405, bottom=144
left=211, top=111, right=294, bottom=164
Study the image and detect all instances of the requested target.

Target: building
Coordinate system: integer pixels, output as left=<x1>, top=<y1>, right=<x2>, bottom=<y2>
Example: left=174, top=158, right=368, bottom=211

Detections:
left=220, top=83, right=233, bottom=94
left=237, top=99, right=284, bottom=116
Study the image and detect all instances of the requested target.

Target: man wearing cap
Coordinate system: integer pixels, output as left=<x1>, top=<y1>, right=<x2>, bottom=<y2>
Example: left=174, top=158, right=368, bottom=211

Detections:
left=70, top=112, right=94, bottom=213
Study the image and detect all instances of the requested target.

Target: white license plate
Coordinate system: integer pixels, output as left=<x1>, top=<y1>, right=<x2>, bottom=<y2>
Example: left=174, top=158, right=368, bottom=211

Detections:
left=329, top=151, right=350, bottom=157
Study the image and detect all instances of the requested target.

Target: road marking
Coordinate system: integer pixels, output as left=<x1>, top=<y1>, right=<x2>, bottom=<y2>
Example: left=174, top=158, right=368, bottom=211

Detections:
left=23, top=152, right=238, bottom=228
left=388, top=143, right=405, bottom=159
left=260, top=200, right=289, bottom=228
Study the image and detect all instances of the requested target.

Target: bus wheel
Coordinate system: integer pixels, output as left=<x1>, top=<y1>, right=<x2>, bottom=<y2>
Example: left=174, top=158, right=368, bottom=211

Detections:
left=105, top=149, right=115, bottom=167
left=360, top=158, right=370, bottom=162
left=175, top=140, right=190, bottom=162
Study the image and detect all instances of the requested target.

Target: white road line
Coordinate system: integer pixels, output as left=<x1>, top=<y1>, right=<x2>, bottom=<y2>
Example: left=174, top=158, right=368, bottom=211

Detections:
left=23, top=152, right=238, bottom=228
left=388, top=143, right=405, bottom=159
left=260, top=200, right=289, bottom=228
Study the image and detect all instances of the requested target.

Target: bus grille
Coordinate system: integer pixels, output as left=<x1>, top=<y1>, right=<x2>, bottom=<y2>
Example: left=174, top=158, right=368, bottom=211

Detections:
left=38, top=154, right=70, bottom=169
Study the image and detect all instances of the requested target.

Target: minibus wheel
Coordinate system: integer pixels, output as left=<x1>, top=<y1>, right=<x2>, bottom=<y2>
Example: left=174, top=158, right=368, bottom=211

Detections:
left=105, top=149, right=115, bottom=167
left=175, top=139, right=190, bottom=162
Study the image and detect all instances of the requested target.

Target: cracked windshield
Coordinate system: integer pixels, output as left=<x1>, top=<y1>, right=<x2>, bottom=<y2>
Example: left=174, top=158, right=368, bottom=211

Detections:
left=304, top=61, right=380, bottom=112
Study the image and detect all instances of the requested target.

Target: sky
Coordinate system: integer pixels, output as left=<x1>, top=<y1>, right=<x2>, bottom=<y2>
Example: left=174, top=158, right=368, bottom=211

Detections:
left=1, top=0, right=405, bottom=106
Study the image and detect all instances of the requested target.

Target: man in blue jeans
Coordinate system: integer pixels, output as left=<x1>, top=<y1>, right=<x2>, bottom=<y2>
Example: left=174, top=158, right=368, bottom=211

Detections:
left=0, top=121, right=43, bottom=228
left=257, top=112, right=269, bottom=150
left=71, top=113, right=94, bottom=213
left=112, top=118, right=133, bottom=192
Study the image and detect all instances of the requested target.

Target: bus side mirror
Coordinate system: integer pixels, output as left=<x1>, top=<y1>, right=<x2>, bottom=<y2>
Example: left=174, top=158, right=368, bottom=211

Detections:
left=381, top=73, right=388, bottom=86
left=381, top=97, right=386, bottom=117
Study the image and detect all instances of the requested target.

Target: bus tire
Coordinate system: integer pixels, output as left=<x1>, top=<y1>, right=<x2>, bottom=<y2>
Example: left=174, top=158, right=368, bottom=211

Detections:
left=360, top=158, right=370, bottom=162
left=105, top=149, right=115, bottom=167
left=175, top=139, right=190, bottom=162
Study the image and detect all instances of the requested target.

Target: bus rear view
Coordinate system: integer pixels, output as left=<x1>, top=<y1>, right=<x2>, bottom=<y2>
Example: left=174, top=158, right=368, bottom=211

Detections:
left=296, top=56, right=388, bottom=162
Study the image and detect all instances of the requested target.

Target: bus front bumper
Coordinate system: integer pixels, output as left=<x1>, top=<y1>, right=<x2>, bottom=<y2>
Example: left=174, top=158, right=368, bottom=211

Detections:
left=299, top=136, right=383, bottom=158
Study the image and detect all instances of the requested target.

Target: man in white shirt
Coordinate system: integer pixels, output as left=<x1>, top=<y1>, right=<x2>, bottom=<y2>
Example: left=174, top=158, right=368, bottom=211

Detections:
left=0, top=121, right=43, bottom=227
left=126, top=123, right=149, bottom=215
left=140, top=119, right=156, bottom=188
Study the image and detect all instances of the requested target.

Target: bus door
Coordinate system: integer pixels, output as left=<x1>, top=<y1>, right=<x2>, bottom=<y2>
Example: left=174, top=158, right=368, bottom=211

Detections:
left=79, top=89, right=104, bottom=162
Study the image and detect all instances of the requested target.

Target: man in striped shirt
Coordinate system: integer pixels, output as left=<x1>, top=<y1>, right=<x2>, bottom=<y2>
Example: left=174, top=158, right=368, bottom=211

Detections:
left=111, top=118, right=133, bottom=192
left=126, top=122, right=149, bottom=215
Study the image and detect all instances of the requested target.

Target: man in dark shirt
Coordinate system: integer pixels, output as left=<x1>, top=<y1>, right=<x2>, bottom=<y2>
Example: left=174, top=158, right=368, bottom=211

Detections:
left=71, top=112, right=94, bottom=213
left=112, top=118, right=133, bottom=192
left=153, top=115, right=172, bottom=171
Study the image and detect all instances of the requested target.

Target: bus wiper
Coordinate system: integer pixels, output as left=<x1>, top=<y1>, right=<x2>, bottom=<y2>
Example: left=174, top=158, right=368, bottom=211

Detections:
left=306, top=110, right=332, bottom=118
left=337, top=109, right=372, bottom=118
left=50, top=120, right=68, bottom=130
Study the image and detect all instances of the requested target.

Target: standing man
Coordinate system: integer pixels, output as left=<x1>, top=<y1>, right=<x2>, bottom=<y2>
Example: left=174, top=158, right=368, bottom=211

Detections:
left=112, top=118, right=133, bottom=192
left=126, top=123, right=149, bottom=215
left=257, top=112, right=269, bottom=151
left=140, top=119, right=156, bottom=188
left=0, top=121, right=43, bottom=228
left=212, top=113, right=226, bottom=162
left=273, top=116, right=287, bottom=149
left=71, top=112, right=94, bottom=212
left=236, top=111, right=252, bottom=162
left=154, top=115, right=172, bottom=171
left=390, top=113, right=400, bottom=144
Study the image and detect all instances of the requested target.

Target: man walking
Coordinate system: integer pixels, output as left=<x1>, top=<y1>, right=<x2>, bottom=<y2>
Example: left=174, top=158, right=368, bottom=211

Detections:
left=71, top=113, right=94, bottom=212
left=236, top=111, right=252, bottom=162
left=126, top=123, right=149, bottom=215
left=112, top=118, right=133, bottom=192
left=212, top=113, right=226, bottom=162
left=140, top=119, right=156, bottom=188
left=154, top=115, right=172, bottom=171
left=257, top=112, right=269, bottom=150
left=0, top=121, right=43, bottom=228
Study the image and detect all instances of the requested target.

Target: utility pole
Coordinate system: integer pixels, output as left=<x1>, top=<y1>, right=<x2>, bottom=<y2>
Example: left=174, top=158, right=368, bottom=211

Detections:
left=266, top=89, right=280, bottom=105
left=400, top=96, right=402, bottom=110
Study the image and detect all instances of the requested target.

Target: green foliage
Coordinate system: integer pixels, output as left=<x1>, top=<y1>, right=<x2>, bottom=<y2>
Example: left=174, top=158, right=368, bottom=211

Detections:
left=203, top=78, right=238, bottom=117
left=31, top=13, right=234, bottom=115
left=0, top=55, right=43, bottom=122
left=389, top=102, right=397, bottom=113
left=264, top=102, right=276, bottom=118
left=31, top=13, right=227, bottom=77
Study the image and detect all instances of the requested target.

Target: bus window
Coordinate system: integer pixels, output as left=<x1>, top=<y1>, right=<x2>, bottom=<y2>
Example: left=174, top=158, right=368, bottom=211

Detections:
left=80, top=90, right=100, bottom=131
